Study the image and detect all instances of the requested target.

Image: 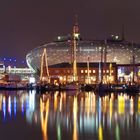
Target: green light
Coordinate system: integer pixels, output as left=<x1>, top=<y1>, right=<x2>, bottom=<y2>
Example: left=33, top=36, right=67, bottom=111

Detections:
left=57, top=124, right=61, bottom=140
left=115, top=124, right=120, bottom=140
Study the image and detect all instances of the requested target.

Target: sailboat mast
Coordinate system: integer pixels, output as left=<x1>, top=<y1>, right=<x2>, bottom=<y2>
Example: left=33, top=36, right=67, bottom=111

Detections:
left=40, top=48, right=50, bottom=83
left=72, top=15, right=79, bottom=82
left=73, top=33, right=77, bottom=81
left=100, top=45, right=104, bottom=83
left=132, top=42, right=135, bottom=83
left=87, top=56, right=90, bottom=84
left=104, top=40, right=107, bottom=83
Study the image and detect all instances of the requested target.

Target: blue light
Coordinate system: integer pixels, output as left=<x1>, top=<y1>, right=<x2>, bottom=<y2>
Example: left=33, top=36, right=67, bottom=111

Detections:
left=8, top=96, right=12, bottom=117
left=3, top=98, right=6, bottom=121
left=14, top=97, right=17, bottom=116
left=21, top=102, right=24, bottom=115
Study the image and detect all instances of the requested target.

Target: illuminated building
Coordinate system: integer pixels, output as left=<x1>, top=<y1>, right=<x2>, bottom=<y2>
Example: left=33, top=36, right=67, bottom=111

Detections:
left=48, top=62, right=117, bottom=84
left=26, top=36, right=140, bottom=83
left=25, top=16, right=140, bottom=83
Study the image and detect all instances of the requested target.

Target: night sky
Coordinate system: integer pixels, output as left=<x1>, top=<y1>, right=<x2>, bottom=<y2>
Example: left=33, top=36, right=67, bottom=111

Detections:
left=0, top=0, right=140, bottom=61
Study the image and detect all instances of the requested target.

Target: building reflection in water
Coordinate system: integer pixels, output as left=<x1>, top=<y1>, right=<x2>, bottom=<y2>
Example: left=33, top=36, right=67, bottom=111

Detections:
left=73, top=95, right=78, bottom=140
left=0, top=90, right=140, bottom=139
left=14, top=96, right=17, bottom=116
left=8, top=96, right=12, bottom=116
left=40, top=94, right=49, bottom=140
left=2, top=95, right=6, bottom=120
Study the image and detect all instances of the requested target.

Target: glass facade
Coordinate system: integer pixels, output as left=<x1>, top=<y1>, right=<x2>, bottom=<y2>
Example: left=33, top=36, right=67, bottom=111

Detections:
left=26, top=40, right=140, bottom=72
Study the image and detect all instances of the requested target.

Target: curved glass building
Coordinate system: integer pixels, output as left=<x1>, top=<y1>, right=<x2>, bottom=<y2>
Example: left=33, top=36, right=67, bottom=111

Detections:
left=26, top=38, right=140, bottom=72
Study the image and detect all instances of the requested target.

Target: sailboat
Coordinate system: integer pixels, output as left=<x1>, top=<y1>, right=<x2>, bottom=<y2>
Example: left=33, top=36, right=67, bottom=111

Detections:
left=64, top=16, right=80, bottom=90
left=98, top=40, right=111, bottom=93
left=36, top=48, right=57, bottom=92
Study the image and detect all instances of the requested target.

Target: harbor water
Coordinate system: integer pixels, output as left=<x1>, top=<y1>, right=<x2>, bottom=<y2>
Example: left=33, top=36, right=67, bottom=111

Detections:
left=0, top=90, right=140, bottom=140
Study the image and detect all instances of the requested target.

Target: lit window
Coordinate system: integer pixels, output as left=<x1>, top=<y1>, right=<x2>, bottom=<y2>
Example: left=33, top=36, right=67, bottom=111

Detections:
left=111, top=70, right=113, bottom=73
left=81, top=70, right=84, bottom=73
left=93, top=70, right=96, bottom=73
left=89, top=70, right=91, bottom=73
left=107, top=70, right=109, bottom=73
left=85, top=70, right=87, bottom=73
left=91, top=76, right=96, bottom=81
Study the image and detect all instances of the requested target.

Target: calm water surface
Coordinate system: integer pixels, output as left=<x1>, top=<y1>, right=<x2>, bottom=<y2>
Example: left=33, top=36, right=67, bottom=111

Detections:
left=0, top=90, right=140, bottom=140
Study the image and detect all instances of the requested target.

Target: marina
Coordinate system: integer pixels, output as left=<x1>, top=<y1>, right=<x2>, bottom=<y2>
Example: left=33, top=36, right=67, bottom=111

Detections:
left=0, top=0, right=140, bottom=139
left=0, top=7, right=139, bottom=140
left=0, top=17, right=140, bottom=94
left=0, top=29, right=140, bottom=140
